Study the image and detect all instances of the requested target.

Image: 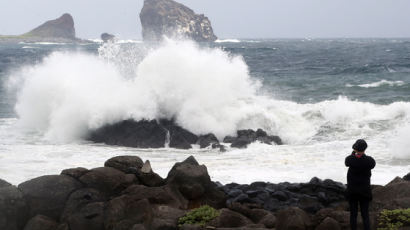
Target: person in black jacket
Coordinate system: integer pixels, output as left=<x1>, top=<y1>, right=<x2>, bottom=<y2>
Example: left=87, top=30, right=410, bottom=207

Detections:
left=345, top=139, right=376, bottom=230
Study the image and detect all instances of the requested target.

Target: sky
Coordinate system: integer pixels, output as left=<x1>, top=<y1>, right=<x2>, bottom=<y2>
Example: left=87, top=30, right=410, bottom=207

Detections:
left=1, top=0, right=410, bottom=39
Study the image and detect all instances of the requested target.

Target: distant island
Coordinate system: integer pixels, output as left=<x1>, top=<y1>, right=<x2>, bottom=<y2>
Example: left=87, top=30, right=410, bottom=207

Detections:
left=140, top=0, right=217, bottom=42
left=0, top=13, right=83, bottom=43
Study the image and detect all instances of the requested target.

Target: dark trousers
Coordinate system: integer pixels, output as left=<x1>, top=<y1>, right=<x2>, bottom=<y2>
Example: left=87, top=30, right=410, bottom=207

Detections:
left=349, top=197, right=370, bottom=230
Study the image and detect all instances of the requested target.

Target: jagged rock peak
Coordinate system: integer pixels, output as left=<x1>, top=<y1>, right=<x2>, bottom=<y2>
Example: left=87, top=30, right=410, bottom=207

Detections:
left=26, top=13, right=76, bottom=39
left=140, top=0, right=217, bottom=42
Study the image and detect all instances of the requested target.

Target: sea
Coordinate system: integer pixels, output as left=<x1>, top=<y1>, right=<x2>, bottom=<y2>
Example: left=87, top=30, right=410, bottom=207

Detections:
left=0, top=38, right=409, bottom=186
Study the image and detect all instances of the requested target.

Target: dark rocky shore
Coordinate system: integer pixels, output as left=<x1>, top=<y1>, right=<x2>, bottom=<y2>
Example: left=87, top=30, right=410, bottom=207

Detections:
left=87, top=119, right=282, bottom=151
left=1, top=155, right=409, bottom=230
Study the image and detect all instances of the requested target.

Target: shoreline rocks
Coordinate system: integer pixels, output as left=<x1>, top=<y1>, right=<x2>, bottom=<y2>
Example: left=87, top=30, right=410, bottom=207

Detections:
left=1, top=155, right=408, bottom=230
left=87, top=119, right=283, bottom=150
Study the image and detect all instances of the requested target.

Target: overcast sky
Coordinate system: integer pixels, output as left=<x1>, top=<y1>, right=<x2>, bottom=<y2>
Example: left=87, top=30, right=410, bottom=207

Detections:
left=1, top=0, right=410, bottom=39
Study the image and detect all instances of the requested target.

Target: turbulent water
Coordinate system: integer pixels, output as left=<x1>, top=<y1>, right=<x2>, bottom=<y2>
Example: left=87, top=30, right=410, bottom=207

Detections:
left=0, top=38, right=409, bottom=185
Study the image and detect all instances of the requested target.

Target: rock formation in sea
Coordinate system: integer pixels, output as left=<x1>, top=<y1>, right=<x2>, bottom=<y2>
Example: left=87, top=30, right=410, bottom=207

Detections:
left=87, top=119, right=282, bottom=150
left=101, top=33, right=116, bottom=42
left=0, top=13, right=82, bottom=43
left=1, top=155, right=409, bottom=230
left=139, top=0, right=217, bottom=42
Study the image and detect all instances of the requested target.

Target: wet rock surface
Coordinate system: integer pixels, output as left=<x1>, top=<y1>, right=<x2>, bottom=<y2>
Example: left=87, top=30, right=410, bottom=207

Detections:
left=1, top=155, right=407, bottom=230
left=88, top=119, right=282, bottom=150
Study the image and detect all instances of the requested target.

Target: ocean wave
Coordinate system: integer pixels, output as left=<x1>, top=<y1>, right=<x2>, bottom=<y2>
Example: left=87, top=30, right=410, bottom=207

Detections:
left=215, top=39, right=241, bottom=43
left=346, top=80, right=405, bottom=88
left=7, top=40, right=410, bottom=157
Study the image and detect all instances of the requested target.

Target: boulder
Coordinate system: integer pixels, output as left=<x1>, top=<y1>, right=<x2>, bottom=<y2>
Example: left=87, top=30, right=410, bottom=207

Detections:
left=315, top=217, right=341, bottom=230
left=166, top=156, right=226, bottom=209
left=66, top=202, right=105, bottom=230
left=79, top=167, right=136, bottom=196
left=0, top=178, right=11, bottom=188
left=23, top=215, right=58, bottom=230
left=372, top=177, right=410, bottom=211
left=230, top=129, right=282, bottom=148
left=403, top=172, right=410, bottom=181
left=104, top=197, right=152, bottom=230
left=0, top=185, right=28, bottom=230
left=122, top=184, right=183, bottom=208
left=275, top=207, right=312, bottom=230
left=140, top=0, right=217, bottom=42
left=101, top=33, right=115, bottom=42
left=258, top=213, right=276, bottom=228
left=161, top=120, right=198, bottom=149
left=313, top=208, right=350, bottom=230
left=198, top=134, right=219, bottom=148
left=18, top=175, right=82, bottom=220
left=61, top=167, right=89, bottom=179
left=88, top=119, right=167, bottom=148
left=61, top=188, right=106, bottom=222
left=104, top=155, right=144, bottom=173
left=25, top=13, right=76, bottom=39
left=210, top=208, right=252, bottom=228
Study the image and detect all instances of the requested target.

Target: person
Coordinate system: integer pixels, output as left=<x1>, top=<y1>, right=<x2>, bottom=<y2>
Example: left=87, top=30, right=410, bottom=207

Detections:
left=345, top=139, right=376, bottom=230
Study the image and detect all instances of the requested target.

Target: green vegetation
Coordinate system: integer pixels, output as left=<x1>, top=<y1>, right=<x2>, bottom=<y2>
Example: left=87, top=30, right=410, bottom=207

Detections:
left=378, top=208, right=410, bottom=230
left=178, top=205, right=220, bottom=227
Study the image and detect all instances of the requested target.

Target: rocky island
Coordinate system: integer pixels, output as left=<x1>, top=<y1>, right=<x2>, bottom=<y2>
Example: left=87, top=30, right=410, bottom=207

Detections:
left=0, top=13, right=82, bottom=43
left=140, top=0, right=217, bottom=42
left=0, top=155, right=409, bottom=230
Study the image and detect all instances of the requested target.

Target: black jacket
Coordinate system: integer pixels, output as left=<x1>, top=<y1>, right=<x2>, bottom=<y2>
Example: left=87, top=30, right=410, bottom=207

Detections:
left=345, top=153, right=376, bottom=200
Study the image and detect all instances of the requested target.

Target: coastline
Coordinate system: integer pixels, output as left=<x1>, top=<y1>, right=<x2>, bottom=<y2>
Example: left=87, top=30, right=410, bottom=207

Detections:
left=1, top=155, right=408, bottom=230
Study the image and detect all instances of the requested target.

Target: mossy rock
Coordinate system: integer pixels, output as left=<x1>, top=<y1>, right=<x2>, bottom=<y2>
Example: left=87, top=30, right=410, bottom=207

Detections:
left=377, top=208, right=410, bottom=230
left=178, top=205, right=220, bottom=227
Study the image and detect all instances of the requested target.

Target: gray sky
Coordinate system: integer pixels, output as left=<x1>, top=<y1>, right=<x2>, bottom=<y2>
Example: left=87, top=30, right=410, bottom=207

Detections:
left=1, top=0, right=410, bottom=39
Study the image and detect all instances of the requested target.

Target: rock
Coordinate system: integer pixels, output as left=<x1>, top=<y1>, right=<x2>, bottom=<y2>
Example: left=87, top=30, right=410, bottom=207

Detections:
left=105, top=197, right=152, bottom=230
left=298, top=195, right=323, bottom=213
left=61, top=188, right=106, bottom=222
left=23, top=215, right=58, bottom=230
left=18, top=175, right=82, bottom=220
left=275, top=207, right=311, bottom=230
left=166, top=156, right=226, bottom=209
left=140, top=0, right=217, bottom=42
left=372, top=177, right=410, bottom=211
left=88, top=119, right=167, bottom=148
left=210, top=208, right=252, bottom=228
left=230, top=129, right=282, bottom=148
left=0, top=178, right=11, bottom=188
left=101, top=33, right=115, bottom=42
left=141, top=160, right=152, bottom=173
left=258, top=213, right=276, bottom=228
left=26, top=13, right=76, bottom=39
left=315, top=217, right=341, bottom=230
left=403, top=172, right=410, bottom=181
left=79, top=167, right=136, bottom=196
left=313, top=208, right=349, bottom=230
left=198, top=134, right=219, bottom=148
left=161, top=120, right=198, bottom=149
left=66, top=202, right=105, bottom=230
left=136, top=170, right=165, bottom=187
left=61, top=167, right=89, bottom=179
left=122, top=184, right=183, bottom=208
left=0, top=185, right=28, bottom=230
left=150, top=218, right=177, bottom=230
left=104, top=155, right=144, bottom=173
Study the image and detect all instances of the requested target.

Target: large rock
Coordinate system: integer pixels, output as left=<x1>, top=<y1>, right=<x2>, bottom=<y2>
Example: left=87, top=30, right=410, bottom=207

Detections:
left=66, top=202, right=105, bottom=230
left=121, top=184, right=183, bottom=208
left=372, top=176, right=410, bottom=211
left=104, top=197, right=153, bottom=230
left=0, top=184, right=28, bottom=230
left=140, top=0, right=217, bottom=42
left=18, top=175, right=82, bottom=220
left=104, top=155, right=144, bottom=173
left=61, top=188, right=106, bottom=222
left=79, top=167, right=136, bottom=196
left=229, top=129, right=283, bottom=148
left=23, top=215, right=58, bottom=230
left=210, top=208, right=252, bottom=228
left=275, top=207, right=312, bottom=230
left=315, top=217, right=341, bottom=230
left=25, top=13, right=76, bottom=39
left=0, top=178, right=11, bottom=188
left=161, top=119, right=198, bottom=149
left=101, top=33, right=115, bottom=42
left=88, top=119, right=168, bottom=148
left=165, top=156, right=226, bottom=209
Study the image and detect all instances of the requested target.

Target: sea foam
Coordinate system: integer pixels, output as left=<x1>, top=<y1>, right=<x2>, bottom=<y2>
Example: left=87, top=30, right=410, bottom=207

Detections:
left=8, top=40, right=410, bottom=157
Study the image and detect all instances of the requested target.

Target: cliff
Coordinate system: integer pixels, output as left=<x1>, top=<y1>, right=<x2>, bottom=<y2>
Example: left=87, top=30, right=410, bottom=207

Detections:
left=140, top=0, right=217, bottom=42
